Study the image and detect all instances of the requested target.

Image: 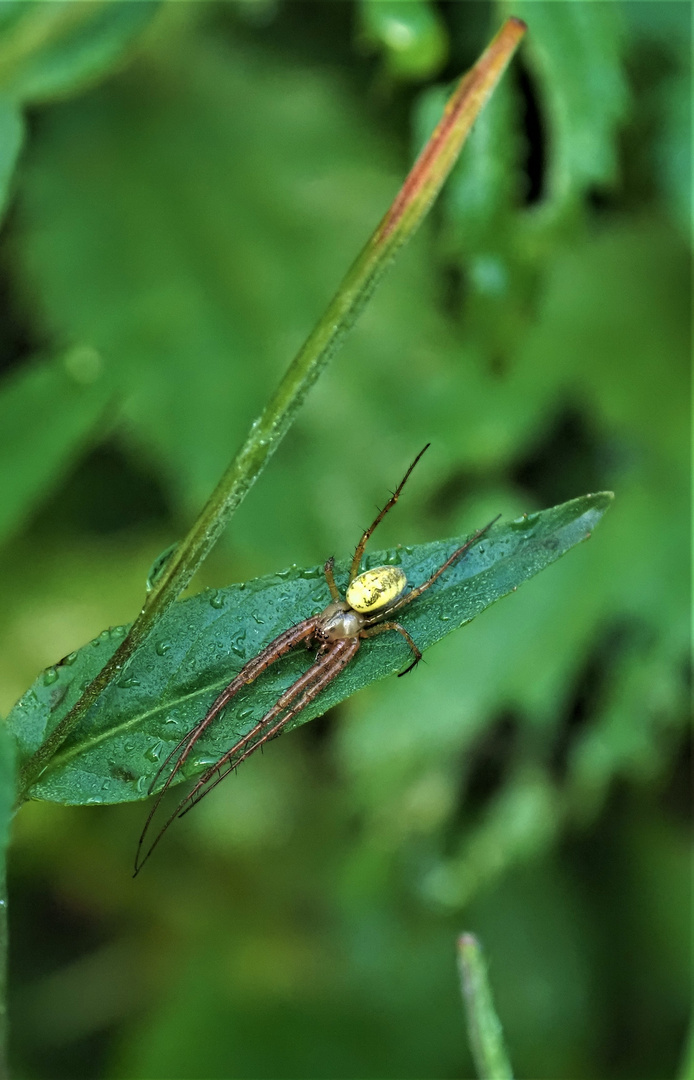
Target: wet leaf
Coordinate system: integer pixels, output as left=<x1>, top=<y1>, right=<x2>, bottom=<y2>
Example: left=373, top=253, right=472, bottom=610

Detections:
left=7, top=491, right=611, bottom=805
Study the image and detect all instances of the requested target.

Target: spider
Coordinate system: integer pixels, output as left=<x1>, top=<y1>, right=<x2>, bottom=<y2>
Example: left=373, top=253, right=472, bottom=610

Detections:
left=134, top=445, right=498, bottom=873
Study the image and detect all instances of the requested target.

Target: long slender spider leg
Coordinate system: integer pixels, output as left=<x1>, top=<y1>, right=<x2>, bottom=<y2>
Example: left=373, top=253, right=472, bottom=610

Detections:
left=364, top=516, right=501, bottom=625
left=134, top=639, right=359, bottom=874
left=147, top=615, right=320, bottom=798
left=349, top=443, right=431, bottom=583
left=180, top=636, right=360, bottom=818
left=360, top=621, right=422, bottom=676
left=135, top=616, right=320, bottom=874
left=324, top=557, right=342, bottom=602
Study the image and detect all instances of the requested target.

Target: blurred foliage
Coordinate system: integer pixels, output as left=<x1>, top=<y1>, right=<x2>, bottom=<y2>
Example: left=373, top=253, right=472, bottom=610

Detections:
left=0, top=2, right=689, bottom=1079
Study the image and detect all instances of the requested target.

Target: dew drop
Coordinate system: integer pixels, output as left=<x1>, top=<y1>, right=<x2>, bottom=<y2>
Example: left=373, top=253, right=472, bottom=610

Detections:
left=146, top=542, right=179, bottom=592
left=144, top=740, right=166, bottom=763
left=239, top=706, right=254, bottom=719
left=191, top=753, right=218, bottom=770
left=155, top=640, right=172, bottom=657
left=209, top=591, right=225, bottom=609
left=63, top=651, right=78, bottom=666
left=164, top=714, right=179, bottom=727
left=43, top=668, right=58, bottom=686
left=510, top=512, right=540, bottom=531
left=119, top=676, right=140, bottom=689
left=300, top=565, right=322, bottom=580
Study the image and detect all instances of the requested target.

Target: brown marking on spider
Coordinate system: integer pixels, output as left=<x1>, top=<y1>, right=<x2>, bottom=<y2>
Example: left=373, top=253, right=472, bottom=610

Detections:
left=134, top=445, right=499, bottom=874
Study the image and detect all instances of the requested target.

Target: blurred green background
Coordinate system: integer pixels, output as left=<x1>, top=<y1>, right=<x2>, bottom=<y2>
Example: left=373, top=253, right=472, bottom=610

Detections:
left=0, top=1, right=690, bottom=1077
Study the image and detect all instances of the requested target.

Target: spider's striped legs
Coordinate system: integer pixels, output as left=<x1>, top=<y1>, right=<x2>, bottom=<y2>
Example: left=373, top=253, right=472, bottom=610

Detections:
left=134, top=636, right=359, bottom=874
left=135, top=616, right=320, bottom=874
left=365, top=517, right=500, bottom=625
left=349, top=444, right=430, bottom=582
left=180, top=636, right=359, bottom=818
left=323, top=557, right=341, bottom=602
left=360, top=621, right=422, bottom=676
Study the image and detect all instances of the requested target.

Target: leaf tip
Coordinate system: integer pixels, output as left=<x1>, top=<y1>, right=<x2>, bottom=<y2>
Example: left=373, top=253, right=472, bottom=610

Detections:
left=507, top=15, right=528, bottom=35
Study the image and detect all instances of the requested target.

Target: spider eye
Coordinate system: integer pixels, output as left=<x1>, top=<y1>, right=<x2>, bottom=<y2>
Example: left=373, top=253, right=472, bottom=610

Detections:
left=346, top=566, right=407, bottom=613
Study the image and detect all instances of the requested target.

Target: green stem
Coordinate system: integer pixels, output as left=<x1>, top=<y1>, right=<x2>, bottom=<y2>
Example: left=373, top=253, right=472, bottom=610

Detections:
left=16, top=17, right=526, bottom=801
left=457, top=933, right=513, bottom=1080
left=0, top=854, right=7, bottom=1080
left=679, top=1018, right=694, bottom=1080
left=0, top=722, right=15, bottom=1080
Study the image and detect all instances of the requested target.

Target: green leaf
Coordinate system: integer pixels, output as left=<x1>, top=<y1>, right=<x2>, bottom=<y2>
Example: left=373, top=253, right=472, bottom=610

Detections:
left=0, top=94, right=22, bottom=222
left=7, top=492, right=611, bottom=805
left=513, top=0, right=629, bottom=213
left=0, top=0, right=162, bottom=105
left=0, top=348, right=112, bottom=546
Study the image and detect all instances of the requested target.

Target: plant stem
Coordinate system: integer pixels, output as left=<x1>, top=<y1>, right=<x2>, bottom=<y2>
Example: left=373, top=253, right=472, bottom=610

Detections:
left=0, top=854, right=7, bottom=1080
left=0, top=722, right=15, bottom=1080
left=679, top=1018, right=694, bottom=1080
left=457, top=933, right=513, bottom=1080
left=16, top=17, right=526, bottom=800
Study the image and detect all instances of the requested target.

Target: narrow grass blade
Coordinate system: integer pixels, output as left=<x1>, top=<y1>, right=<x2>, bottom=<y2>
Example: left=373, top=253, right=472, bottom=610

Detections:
left=458, top=933, right=513, bottom=1080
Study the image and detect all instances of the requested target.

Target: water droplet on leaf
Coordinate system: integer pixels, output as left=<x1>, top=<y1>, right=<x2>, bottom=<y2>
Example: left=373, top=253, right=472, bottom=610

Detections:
left=146, top=542, right=179, bottom=592
left=144, top=740, right=166, bottom=763
left=119, top=676, right=140, bottom=689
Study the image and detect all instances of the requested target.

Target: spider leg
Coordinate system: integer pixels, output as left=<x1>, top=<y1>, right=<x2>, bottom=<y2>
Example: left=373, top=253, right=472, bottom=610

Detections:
left=349, top=444, right=430, bottom=582
left=135, top=616, right=319, bottom=873
left=360, top=621, right=422, bottom=676
left=180, top=636, right=360, bottom=818
left=324, top=557, right=342, bottom=602
left=147, top=615, right=320, bottom=797
left=134, top=636, right=359, bottom=874
left=364, top=516, right=501, bottom=624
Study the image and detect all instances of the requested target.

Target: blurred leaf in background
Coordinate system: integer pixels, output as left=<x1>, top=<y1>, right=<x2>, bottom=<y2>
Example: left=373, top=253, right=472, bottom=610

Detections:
left=0, top=2, right=690, bottom=1079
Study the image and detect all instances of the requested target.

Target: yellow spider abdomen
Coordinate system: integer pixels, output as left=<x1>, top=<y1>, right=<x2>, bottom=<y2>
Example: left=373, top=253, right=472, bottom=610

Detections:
left=346, top=565, right=407, bottom=614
